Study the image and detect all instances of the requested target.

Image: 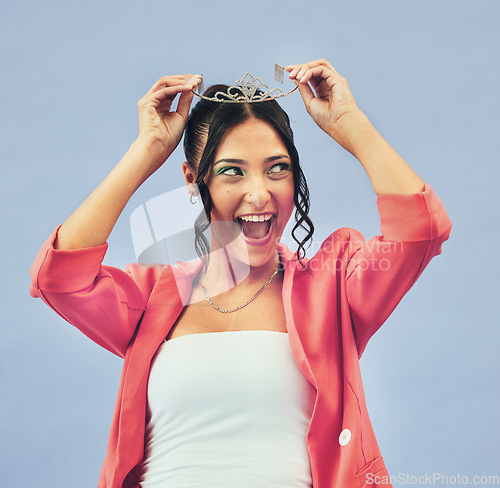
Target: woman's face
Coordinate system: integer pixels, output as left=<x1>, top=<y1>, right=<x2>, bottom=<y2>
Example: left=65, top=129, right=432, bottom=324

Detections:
left=206, top=117, right=295, bottom=268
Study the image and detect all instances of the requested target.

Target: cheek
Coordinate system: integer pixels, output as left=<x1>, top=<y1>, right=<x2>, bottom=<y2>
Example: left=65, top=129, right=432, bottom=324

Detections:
left=276, top=184, right=295, bottom=222
left=210, top=187, right=239, bottom=218
left=284, top=180, right=295, bottom=207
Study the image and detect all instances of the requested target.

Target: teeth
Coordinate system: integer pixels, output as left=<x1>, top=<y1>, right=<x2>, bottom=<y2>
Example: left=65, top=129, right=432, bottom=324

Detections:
left=238, top=214, right=273, bottom=222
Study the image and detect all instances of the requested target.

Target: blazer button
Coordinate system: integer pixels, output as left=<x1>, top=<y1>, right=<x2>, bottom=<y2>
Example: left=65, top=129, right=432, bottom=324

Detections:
left=339, top=428, right=352, bottom=446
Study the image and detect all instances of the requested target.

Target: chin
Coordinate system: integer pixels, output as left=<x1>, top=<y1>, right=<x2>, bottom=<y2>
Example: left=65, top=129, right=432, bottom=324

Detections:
left=245, top=247, right=280, bottom=269
left=210, top=218, right=282, bottom=269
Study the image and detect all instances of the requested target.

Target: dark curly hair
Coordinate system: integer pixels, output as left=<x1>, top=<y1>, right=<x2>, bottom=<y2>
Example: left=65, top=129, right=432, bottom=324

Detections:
left=183, top=85, right=314, bottom=274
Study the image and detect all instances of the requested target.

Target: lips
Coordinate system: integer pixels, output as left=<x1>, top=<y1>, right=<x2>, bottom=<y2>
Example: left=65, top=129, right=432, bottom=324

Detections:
left=236, top=214, right=275, bottom=244
left=238, top=219, right=271, bottom=239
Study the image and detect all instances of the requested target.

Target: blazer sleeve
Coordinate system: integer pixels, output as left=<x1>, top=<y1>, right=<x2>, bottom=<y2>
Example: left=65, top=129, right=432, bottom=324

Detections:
left=345, top=183, right=452, bottom=357
left=29, top=225, right=162, bottom=358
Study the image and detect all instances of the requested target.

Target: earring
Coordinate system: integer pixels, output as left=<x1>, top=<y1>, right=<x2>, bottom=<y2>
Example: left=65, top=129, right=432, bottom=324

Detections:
left=188, top=183, right=199, bottom=205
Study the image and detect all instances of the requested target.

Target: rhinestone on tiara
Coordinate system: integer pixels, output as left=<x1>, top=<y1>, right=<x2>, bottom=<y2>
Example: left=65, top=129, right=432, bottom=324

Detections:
left=193, top=64, right=298, bottom=103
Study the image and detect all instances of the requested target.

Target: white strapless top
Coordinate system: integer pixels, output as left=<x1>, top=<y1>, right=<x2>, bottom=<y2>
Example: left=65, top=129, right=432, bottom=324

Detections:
left=139, top=330, right=316, bottom=488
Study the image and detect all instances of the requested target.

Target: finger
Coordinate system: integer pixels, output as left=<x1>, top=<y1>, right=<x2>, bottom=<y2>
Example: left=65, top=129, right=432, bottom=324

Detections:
left=176, top=76, right=202, bottom=116
left=299, top=66, right=338, bottom=85
left=140, top=84, right=194, bottom=109
left=144, top=77, right=183, bottom=97
left=157, top=100, right=173, bottom=114
left=150, top=76, right=202, bottom=97
left=286, top=59, right=334, bottom=79
left=147, top=74, right=199, bottom=94
left=297, top=65, right=332, bottom=83
left=145, top=74, right=202, bottom=97
left=176, top=88, right=195, bottom=119
left=300, top=58, right=334, bottom=71
left=296, top=65, right=309, bottom=80
left=295, top=81, right=315, bottom=108
left=287, top=66, right=302, bottom=80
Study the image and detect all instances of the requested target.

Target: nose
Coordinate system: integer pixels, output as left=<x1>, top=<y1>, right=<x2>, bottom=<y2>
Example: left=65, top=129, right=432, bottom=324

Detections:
left=244, top=174, right=271, bottom=208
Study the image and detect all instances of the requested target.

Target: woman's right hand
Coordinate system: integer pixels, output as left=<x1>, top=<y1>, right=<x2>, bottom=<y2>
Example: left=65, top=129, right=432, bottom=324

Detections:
left=135, top=74, right=203, bottom=171
left=53, top=74, right=202, bottom=251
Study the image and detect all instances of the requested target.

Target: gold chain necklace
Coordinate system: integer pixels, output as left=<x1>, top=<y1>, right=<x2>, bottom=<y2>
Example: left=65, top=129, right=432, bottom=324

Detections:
left=199, top=265, right=280, bottom=314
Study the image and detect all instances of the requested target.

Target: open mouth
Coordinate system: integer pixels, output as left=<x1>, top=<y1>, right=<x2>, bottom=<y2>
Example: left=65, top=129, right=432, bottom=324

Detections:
left=236, top=214, right=274, bottom=240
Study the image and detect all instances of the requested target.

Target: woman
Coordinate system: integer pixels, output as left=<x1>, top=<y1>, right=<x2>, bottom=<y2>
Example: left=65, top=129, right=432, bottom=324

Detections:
left=30, top=59, right=452, bottom=488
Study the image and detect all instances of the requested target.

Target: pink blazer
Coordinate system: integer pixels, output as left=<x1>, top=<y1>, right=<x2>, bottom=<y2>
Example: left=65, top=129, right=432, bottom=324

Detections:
left=30, top=183, right=452, bottom=488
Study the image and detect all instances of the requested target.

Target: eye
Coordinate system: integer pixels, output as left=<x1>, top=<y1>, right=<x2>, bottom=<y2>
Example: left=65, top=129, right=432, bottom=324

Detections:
left=267, top=163, right=290, bottom=175
left=217, top=166, right=244, bottom=176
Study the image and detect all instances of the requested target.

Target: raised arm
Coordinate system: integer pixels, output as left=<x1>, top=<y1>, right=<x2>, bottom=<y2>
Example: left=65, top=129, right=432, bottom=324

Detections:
left=55, top=74, right=202, bottom=250
left=286, top=59, right=424, bottom=196
left=287, top=60, right=452, bottom=354
left=30, top=75, right=202, bottom=356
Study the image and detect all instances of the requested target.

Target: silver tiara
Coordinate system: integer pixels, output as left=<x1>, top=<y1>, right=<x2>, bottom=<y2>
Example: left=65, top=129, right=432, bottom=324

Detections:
left=193, top=63, right=298, bottom=103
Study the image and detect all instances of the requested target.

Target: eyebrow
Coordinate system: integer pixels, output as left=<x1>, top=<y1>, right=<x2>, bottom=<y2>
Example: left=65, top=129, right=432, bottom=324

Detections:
left=213, top=155, right=290, bottom=167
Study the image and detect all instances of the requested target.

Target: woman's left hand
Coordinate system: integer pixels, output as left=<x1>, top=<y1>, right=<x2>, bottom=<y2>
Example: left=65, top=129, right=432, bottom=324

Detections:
left=286, top=59, right=361, bottom=141
left=288, top=59, right=425, bottom=195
